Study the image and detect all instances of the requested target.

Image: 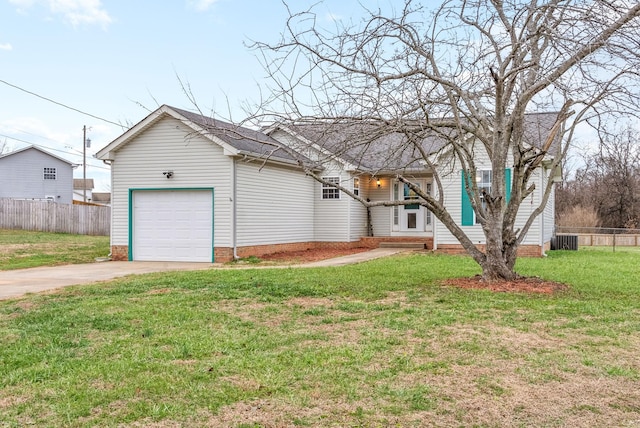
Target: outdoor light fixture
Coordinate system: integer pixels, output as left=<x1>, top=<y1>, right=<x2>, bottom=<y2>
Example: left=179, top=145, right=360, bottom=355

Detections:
left=163, top=171, right=174, bottom=179
left=376, top=178, right=381, bottom=188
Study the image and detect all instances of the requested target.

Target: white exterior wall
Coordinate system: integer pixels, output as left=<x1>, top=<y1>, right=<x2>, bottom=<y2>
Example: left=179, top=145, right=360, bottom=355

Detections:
left=368, top=176, right=392, bottom=237
left=349, top=176, right=369, bottom=240
left=542, top=169, right=555, bottom=243
left=235, top=160, right=315, bottom=246
left=314, top=168, right=353, bottom=241
left=109, top=116, right=233, bottom=248
left=434, top=147, right=546, bottom=246
left=270, top=130, right=363, bottom=242
left=0, top=149, right=73, bottom=204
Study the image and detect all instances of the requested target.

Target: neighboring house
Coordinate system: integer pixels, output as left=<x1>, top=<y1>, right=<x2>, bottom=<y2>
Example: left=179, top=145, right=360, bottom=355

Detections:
left=96, top=104, right=558, bottom=263
left=73, top=178, right=95, bottom=203
left=91, top=192, right=111, bottom=206
left=0, top=146, right=74, bottom=204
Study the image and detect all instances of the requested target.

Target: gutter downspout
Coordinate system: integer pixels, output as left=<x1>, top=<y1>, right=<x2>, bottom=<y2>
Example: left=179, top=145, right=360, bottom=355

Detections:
left=232, top=157, right=239, bottom=260
left=540, top=168, right=546, bottom=257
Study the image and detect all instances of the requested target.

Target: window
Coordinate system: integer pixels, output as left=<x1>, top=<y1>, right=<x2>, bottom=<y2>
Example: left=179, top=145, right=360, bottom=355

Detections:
left=461, top=169, right=511, bottom=226
left=43, top=167, right=57, bottom=180
left=322, top=176, right=340, bottom=199
left=353, top=177, right=360, bottom=196
left=393, top=182, right=399, bottom=226
left=404, top=183, right=420, bottom=210
left=475, top=170, right=492, bottom=224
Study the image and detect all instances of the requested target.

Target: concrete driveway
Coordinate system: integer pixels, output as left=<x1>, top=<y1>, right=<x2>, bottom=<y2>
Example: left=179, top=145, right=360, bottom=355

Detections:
left=0, top=261, right=216, bottom=300
left=0, top=248, right=406, bottom=301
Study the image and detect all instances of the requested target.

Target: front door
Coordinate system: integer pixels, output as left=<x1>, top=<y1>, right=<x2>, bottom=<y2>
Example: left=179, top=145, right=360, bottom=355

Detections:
left=401, top=182, right=423, bottom=231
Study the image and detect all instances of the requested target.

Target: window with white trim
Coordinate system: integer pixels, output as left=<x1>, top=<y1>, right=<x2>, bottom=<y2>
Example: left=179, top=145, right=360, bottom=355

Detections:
left=43, top=167, right=57, bottom=180
left=393, top=182, right=399, bottom=226
left=322, top=176, right=340, bottom=199
left=353, top=177, right=360, bottom=196
left=475, top=170, right=492, bottom=224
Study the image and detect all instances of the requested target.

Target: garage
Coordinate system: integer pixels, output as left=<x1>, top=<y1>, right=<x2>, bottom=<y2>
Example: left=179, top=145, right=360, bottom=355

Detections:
left=131, top=189, right=214, bottom=262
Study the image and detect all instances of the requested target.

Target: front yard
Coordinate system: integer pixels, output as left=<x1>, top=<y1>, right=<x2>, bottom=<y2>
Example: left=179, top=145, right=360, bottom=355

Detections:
left=0, top=229, right=110, bottom=270
left=0, top=247, right=639, bottom=427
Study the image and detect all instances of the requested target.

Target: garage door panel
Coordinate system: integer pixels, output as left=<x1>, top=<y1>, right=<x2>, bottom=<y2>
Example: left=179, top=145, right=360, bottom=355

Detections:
left=132, top=190, right=213, bottom=262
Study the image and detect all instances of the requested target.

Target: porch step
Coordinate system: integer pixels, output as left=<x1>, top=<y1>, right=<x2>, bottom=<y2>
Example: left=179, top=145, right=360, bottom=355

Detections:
left=378, top=242, right=427, bottom=249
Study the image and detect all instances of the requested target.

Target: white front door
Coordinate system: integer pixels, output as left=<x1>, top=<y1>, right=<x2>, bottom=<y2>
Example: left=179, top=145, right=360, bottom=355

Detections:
left=401, top=182, right=423, bottom=231
left=395, top=180, right=432, bottom=232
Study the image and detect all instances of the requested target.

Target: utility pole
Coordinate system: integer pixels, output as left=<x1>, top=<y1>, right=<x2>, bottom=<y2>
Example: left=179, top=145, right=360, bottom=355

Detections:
left=82, top=126, right=91, bottom=203
left=83, top=126, right=87, bottom=203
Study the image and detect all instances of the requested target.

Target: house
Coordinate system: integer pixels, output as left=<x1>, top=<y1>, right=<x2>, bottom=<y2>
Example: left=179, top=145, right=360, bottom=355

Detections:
left=73, top=178, right=94, bottom=203
left=0, top=146, right=74, bottom=204
left=96, top=105, right=557, bottom=263
left=91, top=192, right=111, bottom=206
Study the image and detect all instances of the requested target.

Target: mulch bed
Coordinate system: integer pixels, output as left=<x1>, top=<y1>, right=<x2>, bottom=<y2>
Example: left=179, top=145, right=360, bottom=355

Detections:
left=444, top=275, right=570, bottom=294
left=258, top=247, right=371, bottom=263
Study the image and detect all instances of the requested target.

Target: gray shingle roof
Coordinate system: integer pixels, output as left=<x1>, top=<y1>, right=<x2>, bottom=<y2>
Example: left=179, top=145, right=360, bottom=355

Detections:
left=169, top=106, right=301, bottom=164
left=285, top=112, right=561, bottom=172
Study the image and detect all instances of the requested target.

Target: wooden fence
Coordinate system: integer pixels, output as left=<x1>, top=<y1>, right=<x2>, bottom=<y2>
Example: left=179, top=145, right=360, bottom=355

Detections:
left=571, top=233, right=640, bottom=247
left=0, top=199, right=110, bottom=236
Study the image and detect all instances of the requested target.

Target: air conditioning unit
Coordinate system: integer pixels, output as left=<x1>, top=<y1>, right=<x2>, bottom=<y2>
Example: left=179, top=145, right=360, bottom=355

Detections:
left=552, top=235, right=578, bottom=251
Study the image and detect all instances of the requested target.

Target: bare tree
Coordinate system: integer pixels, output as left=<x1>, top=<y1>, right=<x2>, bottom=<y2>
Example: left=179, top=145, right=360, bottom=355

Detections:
left=565, top=127, right=640, bottom=228
left=248, top=0, right=640, bottom=281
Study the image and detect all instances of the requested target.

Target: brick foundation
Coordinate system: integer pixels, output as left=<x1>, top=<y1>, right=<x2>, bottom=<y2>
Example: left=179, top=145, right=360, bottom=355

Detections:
left=113, top=238, right=548, bottom=263
left=435, top=243, right=547, bottom=257
left=359, top=236, right=434, bottom=250
left=111, top=245, right=129, bottom=261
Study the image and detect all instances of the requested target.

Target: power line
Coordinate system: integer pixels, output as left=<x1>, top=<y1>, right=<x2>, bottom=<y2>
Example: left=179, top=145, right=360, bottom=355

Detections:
left=0, top=78, right=126, bottom=129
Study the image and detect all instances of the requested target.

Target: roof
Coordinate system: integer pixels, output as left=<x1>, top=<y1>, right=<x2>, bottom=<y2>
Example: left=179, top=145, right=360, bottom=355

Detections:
left=92, top=192, right=111, bottom=203
left=0, top=145, right=75, bottom=165
left=280, top=122, right=446, bottom=172
left=272, top=112, right=561, bottom=172
left=73, top=179, right=94, bottom=190
left=96, top=105, right=304, bottom=166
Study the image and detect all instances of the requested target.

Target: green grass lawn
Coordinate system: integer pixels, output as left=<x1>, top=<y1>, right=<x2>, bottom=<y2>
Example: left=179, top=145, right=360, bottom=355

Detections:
left=0, top=229, right=110, bottom=270
left=1, top=249, right=639, bottom=427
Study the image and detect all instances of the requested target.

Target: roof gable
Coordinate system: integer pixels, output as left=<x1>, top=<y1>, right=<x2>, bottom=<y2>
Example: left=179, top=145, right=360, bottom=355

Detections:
left=0, top=145, right=75, bottom=165
left=96, top=105, right=301, bottom=165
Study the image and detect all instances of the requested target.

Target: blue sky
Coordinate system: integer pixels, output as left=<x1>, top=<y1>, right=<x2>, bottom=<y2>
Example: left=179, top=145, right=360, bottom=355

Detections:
left=0, top=0, right=370, bottom=191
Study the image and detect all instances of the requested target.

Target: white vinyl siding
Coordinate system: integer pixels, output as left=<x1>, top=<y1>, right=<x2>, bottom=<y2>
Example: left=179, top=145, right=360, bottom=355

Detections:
left=349, top=177, right=368, bottom=240
left=0, top=148, right=73, bottom=204
left=542, top=168, right=555, bottom=243
left=235, top=161, right=315, bottom=246
left=314, top=170, right=351, bottom=241
left=369, top=176, right=392, bottom=237
left=435, top=146, right=544, bottom=246
left=109, top=115, right=233, bottom=248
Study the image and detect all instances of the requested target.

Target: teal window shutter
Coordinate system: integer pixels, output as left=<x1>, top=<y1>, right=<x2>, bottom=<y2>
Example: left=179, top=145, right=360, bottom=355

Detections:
left=461, top=171, right=473, bottom=226
left=505, top=168, right=511, bottom=202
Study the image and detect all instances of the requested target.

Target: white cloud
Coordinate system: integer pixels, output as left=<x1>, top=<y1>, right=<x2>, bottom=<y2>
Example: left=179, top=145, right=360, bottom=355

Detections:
left=8, top=0, right=112, bottom=28
left=187, top=0, right=219, bottom=12
left=0, top=43, right=12, bottom=51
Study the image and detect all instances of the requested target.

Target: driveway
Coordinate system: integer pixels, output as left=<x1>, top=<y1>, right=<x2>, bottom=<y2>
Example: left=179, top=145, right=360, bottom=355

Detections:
left=0, top=248, right=406, bottom=300
left=0, top=261, right=215, bottom=300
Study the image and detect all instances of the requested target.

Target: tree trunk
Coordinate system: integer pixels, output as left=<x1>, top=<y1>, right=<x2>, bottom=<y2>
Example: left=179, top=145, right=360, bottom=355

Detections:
left=480, top=217, right=519, bottom=282
left=480, top=252, right=518, bottom=282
